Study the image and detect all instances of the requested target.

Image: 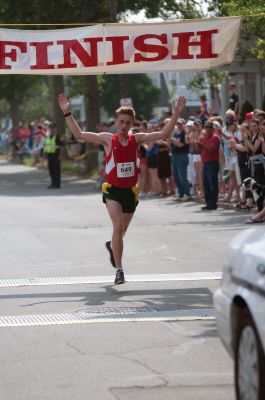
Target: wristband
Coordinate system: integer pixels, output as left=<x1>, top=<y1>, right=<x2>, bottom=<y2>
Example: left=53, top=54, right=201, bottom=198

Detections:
left=64, top=112, right=72, bottom=118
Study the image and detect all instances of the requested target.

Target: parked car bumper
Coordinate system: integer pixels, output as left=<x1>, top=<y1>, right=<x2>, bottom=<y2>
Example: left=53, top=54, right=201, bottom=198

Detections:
left=214, top=287, right=233, bottom=356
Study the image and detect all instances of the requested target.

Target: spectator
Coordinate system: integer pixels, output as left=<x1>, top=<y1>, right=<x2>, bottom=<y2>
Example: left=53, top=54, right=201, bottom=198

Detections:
left=157, top=138, right=175, bottom=197
left=221, top=120, right=241, bottom=204
left=31, top=129, right=45, bottom=168
left=190, top=119, right=204, bottom=199
left=171, top=118, right=191, bottom=201
left=146, top=140, right=160, bottom=196
left=230, top=124, right=254, bottom=209
left=44, top=123, right=64, bottom=189
left=146, top=120, right=161, bottom=196
left=244, top=119, right=265, bottom=186
left=193, top=120, right=220, bottom=210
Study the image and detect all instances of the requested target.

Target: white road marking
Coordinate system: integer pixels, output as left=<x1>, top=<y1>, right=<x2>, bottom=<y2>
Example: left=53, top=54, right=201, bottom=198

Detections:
left=0, top=308, right=215, bottom=328
left=0, top=272, right=222, bottom=288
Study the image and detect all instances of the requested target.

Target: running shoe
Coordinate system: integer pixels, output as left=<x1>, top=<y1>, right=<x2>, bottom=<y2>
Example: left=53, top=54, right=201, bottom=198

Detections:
left=114, top=269, right=125, bottom=284
left=105, top=241, right=115, bottom=268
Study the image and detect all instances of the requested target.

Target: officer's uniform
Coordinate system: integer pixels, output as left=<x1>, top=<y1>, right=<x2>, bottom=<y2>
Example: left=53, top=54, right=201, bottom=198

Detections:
left=44, top=132, right=63, bottom=188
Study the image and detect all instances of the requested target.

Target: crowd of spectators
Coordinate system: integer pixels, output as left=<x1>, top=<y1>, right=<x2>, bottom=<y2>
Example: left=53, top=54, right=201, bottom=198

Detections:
left=96, top=92, right=264, bottom=224
left=1, top=89, right=265, bottom=223
left=0, top=118, right=52, bottom=167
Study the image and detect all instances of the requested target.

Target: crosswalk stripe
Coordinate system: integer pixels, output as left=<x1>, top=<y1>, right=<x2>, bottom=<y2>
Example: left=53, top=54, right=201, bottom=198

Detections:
left=0, top=272, right=222, bottom=288
left=0, top=308, right=215, bottom=328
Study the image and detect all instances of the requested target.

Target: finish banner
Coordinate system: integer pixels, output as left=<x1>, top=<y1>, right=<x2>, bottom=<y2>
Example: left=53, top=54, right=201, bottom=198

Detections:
left=0, top=17, right=241, bottom=75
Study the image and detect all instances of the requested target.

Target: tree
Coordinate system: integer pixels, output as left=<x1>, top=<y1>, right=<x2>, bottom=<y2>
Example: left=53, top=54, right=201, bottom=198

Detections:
left=98, top=74, right=161, bottom=119
left=187, top=0, right=265, bottom=110
left=0, top=76, right=46, bottom=128
left=208, top=0, right=265, bottom=61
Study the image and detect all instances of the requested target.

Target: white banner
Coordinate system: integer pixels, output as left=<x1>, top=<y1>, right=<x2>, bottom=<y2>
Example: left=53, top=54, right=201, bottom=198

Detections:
left=0, top=17, right=241, bottom=75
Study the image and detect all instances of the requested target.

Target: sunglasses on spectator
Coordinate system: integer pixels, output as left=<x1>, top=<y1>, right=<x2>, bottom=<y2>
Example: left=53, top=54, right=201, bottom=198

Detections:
left=205, top=124, right=213, bottom=128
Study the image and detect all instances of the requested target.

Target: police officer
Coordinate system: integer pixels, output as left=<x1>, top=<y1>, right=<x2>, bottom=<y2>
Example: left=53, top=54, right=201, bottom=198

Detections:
left=44, top=123, right=64, bottom=189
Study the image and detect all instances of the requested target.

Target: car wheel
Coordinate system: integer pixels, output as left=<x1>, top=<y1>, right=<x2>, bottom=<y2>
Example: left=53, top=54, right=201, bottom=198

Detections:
left=235, top=310, right=265, bottom=400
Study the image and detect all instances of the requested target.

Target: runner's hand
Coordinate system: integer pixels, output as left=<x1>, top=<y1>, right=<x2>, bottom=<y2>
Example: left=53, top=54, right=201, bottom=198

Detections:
left=58, top=93, right=71, bottom=114
left=172, top=96, right=186, bottom=115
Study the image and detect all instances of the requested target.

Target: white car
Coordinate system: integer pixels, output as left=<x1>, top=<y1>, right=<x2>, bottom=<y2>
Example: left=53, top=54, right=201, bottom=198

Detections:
left=214, top=228, right=265, bottom=400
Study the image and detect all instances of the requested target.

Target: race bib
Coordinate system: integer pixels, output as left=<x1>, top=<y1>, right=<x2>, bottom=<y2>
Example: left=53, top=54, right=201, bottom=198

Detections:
left=117, top=162, right=134, bottom=178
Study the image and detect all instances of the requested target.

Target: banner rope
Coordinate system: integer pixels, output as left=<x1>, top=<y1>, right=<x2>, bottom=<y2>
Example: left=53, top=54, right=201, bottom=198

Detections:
left=0, top=14, right=264, bottom=27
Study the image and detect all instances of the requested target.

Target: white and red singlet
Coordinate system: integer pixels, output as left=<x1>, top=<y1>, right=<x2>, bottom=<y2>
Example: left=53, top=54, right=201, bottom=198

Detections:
left=105, top=134, right=140, bottom=188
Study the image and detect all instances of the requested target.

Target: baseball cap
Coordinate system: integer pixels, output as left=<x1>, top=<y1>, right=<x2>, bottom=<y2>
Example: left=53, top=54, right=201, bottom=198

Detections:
left=213, top=121, right=221, bottom=129
left=186, top=120, right=194, bottom=127
left=245, top=112, right=254, bottom=120
left=176, top=118, right=186, bottom=125
left=149, top=118, right=159, bottom=125
left=194, top=119, right=202, bottom=126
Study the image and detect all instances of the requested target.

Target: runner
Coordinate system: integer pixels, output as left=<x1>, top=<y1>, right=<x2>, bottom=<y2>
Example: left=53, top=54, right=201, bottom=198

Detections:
left=58, top=93, right=186, bottom=284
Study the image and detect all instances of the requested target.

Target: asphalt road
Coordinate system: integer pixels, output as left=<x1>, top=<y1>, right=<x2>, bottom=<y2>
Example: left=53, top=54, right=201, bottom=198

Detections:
left=0, top=160, right=249, bottom=400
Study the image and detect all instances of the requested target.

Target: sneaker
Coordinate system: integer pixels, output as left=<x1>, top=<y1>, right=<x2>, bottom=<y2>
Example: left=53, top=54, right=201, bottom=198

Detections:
left=180, top=195, right=192, bottom=202
left=114, top=269, right=125, bottom=284
left=105, top=241, right=115, bottom=268
left=201, top=205, right=218, bottom=210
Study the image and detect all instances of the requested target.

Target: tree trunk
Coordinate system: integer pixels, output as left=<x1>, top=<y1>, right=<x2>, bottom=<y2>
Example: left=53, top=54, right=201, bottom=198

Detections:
left=51, top=76, right=65, bottom=135
left=119, top=75, right=129, bottom=99
left=108, top=0, right=129, bottom=101
left=84, top=75, right=100, bottom=173
left=9, top=98, right=20, bottom=129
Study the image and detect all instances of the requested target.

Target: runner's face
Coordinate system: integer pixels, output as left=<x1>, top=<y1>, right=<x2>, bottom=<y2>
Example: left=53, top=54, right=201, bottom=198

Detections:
left=115, top=114, right=133, bottom=135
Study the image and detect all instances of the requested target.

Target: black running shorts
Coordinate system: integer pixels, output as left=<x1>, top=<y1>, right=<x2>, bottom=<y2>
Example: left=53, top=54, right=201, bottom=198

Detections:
left=102, top=182, right=139, bottom=214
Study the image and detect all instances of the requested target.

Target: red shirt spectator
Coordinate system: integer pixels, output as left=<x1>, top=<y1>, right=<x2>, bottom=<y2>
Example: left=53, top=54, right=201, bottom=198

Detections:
left=198, top=123, right=220, bottom=163
left=19, top=123, right=30, bottom=140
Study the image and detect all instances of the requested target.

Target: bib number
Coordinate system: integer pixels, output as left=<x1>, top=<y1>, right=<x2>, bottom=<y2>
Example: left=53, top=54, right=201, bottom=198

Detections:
left=117, top=162, right=134, bottom=178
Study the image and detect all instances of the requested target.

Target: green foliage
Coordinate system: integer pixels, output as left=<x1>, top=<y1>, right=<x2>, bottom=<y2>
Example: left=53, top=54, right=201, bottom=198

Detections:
left=187, top=70, right=229, bottom=94
left=0, top=0, right=110, bottom=24
left=0, top=75, right=50, bottom=122
left=118, top=0, right=203, bottom=20
left=186, top=73, right=206, bottom=94
left=212, top=0, right=265, bottom=61
left=240, top=100, right=254, bottom=118
left=21, top=79, right=53, bottom=122
left=0, top=99, right=9, bottom=121
left=98, top=74, right=161, bottom=119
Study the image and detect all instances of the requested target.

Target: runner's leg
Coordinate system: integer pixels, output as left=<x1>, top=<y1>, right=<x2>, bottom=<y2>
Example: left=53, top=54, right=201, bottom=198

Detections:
left=106, top=200, right=125, bottom=268
left=123, top=212, right=134, bottom=236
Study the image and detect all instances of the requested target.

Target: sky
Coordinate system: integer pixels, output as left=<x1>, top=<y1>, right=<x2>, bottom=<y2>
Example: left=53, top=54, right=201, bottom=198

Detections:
left=125, top=1, right=209, bottom=23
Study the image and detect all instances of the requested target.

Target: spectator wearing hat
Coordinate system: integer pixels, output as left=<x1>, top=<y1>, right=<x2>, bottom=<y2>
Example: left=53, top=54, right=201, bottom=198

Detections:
left=170, top=118, right=191, bottom=201
left=244, top=112, right=254, bottom=124
left=44, top=123, right=64, bottom=189
left=193, top=120, right=220, bottom=210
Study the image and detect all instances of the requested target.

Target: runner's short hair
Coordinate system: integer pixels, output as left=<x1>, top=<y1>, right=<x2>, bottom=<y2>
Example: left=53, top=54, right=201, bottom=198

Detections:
left=115, top=107, right=136, bottom=122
